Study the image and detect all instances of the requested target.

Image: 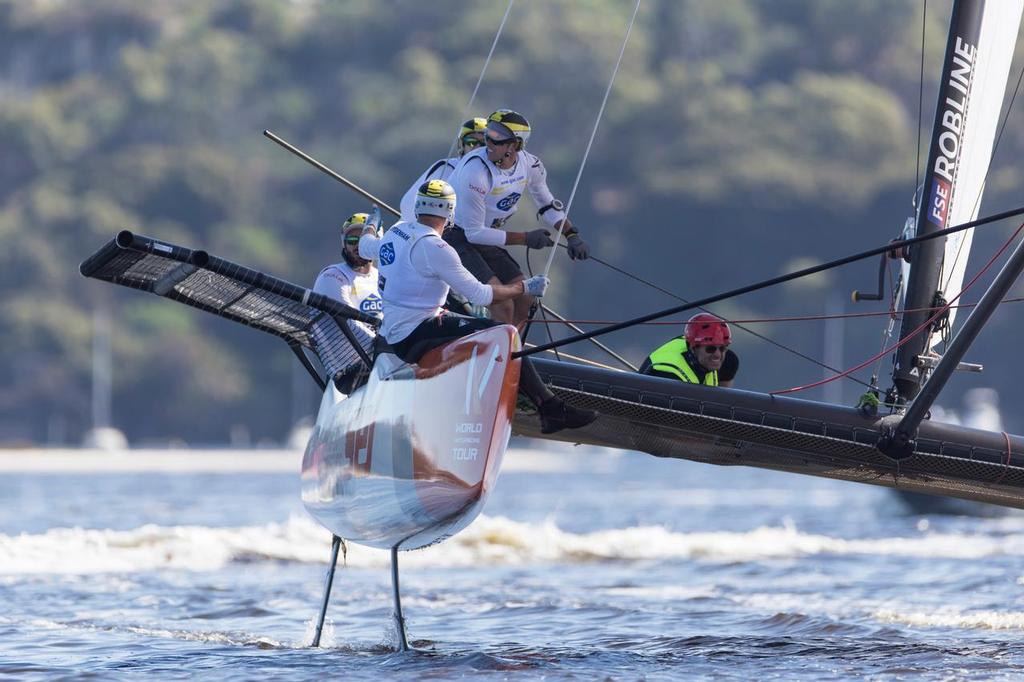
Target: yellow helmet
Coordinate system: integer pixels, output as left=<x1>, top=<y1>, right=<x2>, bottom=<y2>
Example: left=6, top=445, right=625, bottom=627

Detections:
left=414, top=179, right=456, bottom=222
left=340, top=212, right=371, bottom=265
left=487, top=109, right=531, bottom=148
left=458, top=117, right=487, bottom=155
left=342, top=212, right=369, bottom=233
left=460, top=117, right=487, bottom=138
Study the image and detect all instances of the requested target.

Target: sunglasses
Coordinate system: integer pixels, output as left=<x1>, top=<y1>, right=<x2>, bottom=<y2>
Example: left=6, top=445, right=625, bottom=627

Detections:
left=485, top=134, right=516, bottom=147
left=700, top=345, right=728, bottom=354
left=344, top=235, right=361, bottom=245
left=462, top=135, right=484, bottom=149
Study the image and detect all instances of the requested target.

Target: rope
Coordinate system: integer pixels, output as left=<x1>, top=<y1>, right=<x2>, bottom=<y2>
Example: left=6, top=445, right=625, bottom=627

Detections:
left=525, top=247, right=637, bottom=369
left=771, top=223, right=1024, bottom=395
left=572, top=245, right=856, bottom=381
left=512, top=297, right=1024, bottom=326
left=514, top=204, right=1024, bottom=359
left=443, top=0, right=516, bottom=161
left=539, top=0, right=641, bottom=279
left=524, top=343, right=619, bottom=371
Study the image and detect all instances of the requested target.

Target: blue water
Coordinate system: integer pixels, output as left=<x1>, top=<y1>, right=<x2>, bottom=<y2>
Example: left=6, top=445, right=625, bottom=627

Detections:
left=4, top=443, right=1024, bottom=680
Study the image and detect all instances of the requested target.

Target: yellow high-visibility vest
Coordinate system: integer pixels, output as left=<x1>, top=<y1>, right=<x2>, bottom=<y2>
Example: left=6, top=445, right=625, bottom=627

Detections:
left=647, top=338, right=717, bottom=386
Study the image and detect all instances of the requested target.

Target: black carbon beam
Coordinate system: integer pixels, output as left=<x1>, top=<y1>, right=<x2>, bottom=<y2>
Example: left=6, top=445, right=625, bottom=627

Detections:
left=878, top=233, right=1024, bottom=459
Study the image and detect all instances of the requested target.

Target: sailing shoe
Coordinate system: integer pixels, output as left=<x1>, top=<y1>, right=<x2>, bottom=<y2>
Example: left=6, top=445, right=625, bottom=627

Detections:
left=539, top=397, right=598, bottom=435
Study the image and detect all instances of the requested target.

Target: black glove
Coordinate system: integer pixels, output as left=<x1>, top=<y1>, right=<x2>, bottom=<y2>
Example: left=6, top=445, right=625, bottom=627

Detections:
left=524, top=228, right=555, bottom=250
left=566, top=233, right=590, bottom=260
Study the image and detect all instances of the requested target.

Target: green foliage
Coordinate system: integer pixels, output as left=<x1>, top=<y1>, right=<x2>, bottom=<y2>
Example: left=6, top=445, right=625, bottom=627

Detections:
left=3, top=0, right=1023, bottom=443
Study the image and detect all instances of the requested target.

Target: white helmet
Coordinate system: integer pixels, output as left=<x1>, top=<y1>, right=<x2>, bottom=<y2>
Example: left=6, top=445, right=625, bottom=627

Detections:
left=414, top=179, right=457, bottom=223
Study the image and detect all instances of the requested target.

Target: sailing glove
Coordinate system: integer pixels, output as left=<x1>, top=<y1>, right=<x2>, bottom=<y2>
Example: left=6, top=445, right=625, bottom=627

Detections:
left=522, top=275, right=550, bottom=297
left=566, top=233, right=590, bottom=261
left=524, top=228, right=555, bottom=250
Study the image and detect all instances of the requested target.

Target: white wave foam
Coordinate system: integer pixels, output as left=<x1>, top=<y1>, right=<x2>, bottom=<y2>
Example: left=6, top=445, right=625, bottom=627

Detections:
left=0, top=615, right=287, bottom=648
left=5, top=515, right=1024, bottom=575
left=874, top=608, right=1024, bottom=630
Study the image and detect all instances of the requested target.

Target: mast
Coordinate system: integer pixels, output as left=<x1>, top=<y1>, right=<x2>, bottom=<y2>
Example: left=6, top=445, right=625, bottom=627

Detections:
left=892, top=0, right=1023, bottom=404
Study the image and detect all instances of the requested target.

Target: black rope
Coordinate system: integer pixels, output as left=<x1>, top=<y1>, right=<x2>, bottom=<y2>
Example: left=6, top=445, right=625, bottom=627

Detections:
left=515, top=205, right=1024, bottom=359
left=576, top=246, right=869, bottom=387
left=523, top=247, right=561, bottom=361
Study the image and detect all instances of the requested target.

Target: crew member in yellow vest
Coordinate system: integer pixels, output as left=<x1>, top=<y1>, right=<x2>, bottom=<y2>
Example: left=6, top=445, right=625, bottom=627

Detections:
left=638, top=313, right=738, bottom=387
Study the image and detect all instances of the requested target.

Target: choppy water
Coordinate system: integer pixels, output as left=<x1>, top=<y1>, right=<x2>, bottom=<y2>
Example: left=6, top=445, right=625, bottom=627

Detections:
left=4, top=442, right=1024, bottom=680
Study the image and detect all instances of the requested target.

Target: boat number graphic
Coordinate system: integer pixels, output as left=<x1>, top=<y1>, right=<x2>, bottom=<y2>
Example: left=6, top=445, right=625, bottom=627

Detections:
left=345, top=422, right=375, bottom=474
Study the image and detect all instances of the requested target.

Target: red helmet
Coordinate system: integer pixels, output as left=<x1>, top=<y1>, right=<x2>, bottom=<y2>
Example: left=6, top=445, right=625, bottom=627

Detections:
left=685, top=313, right=731, bottom=347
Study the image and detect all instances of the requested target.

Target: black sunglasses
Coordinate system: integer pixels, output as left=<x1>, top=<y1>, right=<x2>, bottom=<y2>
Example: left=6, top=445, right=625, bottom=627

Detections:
left=485, top=134, right=516, bottom=147
left=344, top=235, right=361, bottom=245
left=700, top=345, right=728, bottom=354
left=462, top=135, right=484, bottom=148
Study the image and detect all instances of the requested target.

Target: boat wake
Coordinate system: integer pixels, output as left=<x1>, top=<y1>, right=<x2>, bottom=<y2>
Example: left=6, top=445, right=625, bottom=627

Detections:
left=5, top=514, right=1024, bottom=574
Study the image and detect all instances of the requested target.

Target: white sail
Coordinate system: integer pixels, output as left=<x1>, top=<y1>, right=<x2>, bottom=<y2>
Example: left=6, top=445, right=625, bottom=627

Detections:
left=931, top=0, right=1024, bottom=346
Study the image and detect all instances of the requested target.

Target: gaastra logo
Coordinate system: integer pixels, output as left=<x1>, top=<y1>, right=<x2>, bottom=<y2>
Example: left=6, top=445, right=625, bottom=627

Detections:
left=379, top=241, right=395, bottom=265
left=496, top=192, right=521, bottom=212
left=928, top=35, right=977, bottom=228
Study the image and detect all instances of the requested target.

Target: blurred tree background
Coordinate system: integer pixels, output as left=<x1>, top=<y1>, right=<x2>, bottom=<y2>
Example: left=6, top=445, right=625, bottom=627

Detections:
left=3, top=0, right=1024, bottom=445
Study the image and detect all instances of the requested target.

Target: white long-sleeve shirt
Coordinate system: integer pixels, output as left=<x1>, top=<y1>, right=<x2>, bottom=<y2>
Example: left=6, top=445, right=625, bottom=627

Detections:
left=399, top=157, right=459, bottom=223
left=312, top=260, right=381, bottom=320
left=447, top=147, right=567, bottom=246
left=311, top=260, right=380, bottom=373
left=374, top=220, right=493, bottom=343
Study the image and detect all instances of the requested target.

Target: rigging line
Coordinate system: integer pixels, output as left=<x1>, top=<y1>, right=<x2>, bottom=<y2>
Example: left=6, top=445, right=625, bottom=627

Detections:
left=522, top=239, right=560, bottom=360
left=558, top=245, right=859, bottom=384
left=539, top=297, right=562, bottom=363
left=524, top=342, right=619, bottom=371
left=271, top=109, right=833, bottom=378
left=941, top=27, right=1024, bottom=296
left=914, top=0, right=927, bottom=201
left=514, top=203, right=1024, bottom=359
left=265, top=129, right=594, bottom=352
left=526, top=247, right=634, bottom=369
left=443, top=0, right=516, bottom=162
left=505, top=297, right=1024, bottom=326
left=539, top=304, right=637, bottom=371
left=772, top=222, right=1024, bottom=396
left=539, top=0, right=642, bottom=280
left=870, top=257, right=898, bottom=386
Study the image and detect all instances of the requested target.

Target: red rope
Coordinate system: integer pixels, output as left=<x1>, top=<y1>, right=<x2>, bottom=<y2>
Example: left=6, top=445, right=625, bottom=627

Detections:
left=520, top=298, right=1024, bottom=327
left=770, top=223, right=1024, bottom=396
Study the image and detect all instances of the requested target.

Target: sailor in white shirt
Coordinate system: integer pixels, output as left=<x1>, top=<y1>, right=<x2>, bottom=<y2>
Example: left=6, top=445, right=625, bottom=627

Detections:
left=363, top=179, right=597, bottom=435
left=312, top=212, right=381, bottom=390
left=398, top=117, right=487, bottom=222
left=445, top=109, right=591, bottom=327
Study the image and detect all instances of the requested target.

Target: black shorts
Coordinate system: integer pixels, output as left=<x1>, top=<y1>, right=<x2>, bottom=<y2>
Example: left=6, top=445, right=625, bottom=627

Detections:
left=443, top=226, right=523, bottom=284
left=390, top=313, right=500, bottom=364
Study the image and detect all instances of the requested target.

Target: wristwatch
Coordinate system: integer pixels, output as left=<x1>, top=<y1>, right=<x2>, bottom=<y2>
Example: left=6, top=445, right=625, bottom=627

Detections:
left=537, top=199, right=564, bottom=219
